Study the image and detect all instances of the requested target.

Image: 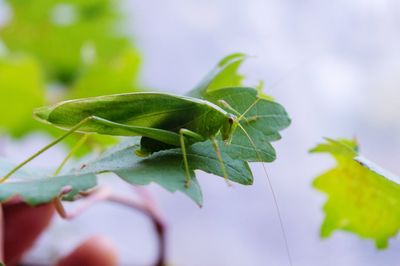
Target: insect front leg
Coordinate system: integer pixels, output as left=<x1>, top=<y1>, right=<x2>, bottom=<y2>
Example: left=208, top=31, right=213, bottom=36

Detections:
left=179, top=129, right=204, bottom=188
left=210, top=137, right=231, bottom=186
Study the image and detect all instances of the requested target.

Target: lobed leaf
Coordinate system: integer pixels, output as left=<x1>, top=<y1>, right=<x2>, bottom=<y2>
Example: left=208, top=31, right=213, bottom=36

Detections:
left=0, top=54, right=290, bottom=207
left=73, top=138, right=254, bottom=206
left=72, top=139, right=202, bottom=205
left=187, top=53, right=247, bottom=98
left=187, top=54, right=290, bottom=163
left=311, top=138, right=400, bottom=249
left=0, top=159, right=97, bottom=206
left=207, top=87, right=291, bottom=162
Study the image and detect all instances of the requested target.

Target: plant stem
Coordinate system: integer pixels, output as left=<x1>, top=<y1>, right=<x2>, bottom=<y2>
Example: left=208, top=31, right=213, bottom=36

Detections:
left=62, top=187, right=167, bottom=266
left=108, top=192, right=166, bottom=266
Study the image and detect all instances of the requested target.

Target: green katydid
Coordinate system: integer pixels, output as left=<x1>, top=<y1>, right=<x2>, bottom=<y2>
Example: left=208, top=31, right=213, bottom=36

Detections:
left=0, top=91, right=262, bottom=187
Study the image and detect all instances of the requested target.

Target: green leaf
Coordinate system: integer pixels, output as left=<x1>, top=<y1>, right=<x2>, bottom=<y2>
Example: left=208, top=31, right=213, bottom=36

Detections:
left=0, top=53, right=290, bottom=207
left=207, top=87, right=291, bottom=162
left=186, top=140, right=253, bottom=185
left=32, top=86, right=290, bottom=206
left=0, top=56, right=45, bottom=137
left=311, top=138, right=400, bottom=249
left=0, top=159, right=97, bottom=206
left=35, top=58, right=289, bottom=206
left=73, top=139, right=202, bottom=205
left=73, top=138, right=254, bottom=206
left=57, top=88, right=289, bottom=206
left=187, top=53, right=247, bottom=98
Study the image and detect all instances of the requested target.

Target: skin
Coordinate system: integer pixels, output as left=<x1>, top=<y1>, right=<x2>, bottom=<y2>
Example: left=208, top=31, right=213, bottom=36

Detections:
left=3, top=201, right=55, bottom=266
left=56, top=236, right=118, bottom=266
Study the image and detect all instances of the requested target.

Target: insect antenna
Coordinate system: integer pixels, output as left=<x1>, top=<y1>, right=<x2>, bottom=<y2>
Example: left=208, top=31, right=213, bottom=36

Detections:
left=217, top=100, right=242, bottom=117
left=238, top=97, right=261, bottom=121
left=235, top=107, right=293, bottom=266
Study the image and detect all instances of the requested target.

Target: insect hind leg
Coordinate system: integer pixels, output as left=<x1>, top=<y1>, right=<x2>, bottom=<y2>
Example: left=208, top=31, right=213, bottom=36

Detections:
left=0, top=116, right=96, bottom=183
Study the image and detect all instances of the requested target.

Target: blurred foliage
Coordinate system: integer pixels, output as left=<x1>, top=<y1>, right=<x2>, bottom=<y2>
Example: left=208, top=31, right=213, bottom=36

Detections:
left=0, top=0, right=141, bottom=153
left=0, top=56, right=44, bottom=137
left=311, top=138, right=400, bottom=249
left=1, top=0, right=141, bottom=90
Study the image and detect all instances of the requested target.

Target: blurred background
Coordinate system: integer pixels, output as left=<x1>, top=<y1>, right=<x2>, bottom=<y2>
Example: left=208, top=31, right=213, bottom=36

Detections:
left=1, top=0, right=400, bottom=265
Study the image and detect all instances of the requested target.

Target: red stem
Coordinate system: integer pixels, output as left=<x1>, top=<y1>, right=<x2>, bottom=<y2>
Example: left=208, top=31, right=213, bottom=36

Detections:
left=107, top=193, right=166, bottom=266
left=59, top=187, right=167, bottom=266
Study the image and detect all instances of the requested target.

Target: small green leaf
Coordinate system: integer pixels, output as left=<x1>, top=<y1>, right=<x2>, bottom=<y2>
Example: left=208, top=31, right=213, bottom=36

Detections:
left=311, top=138, right=400, bottom=249
left=0, top=159, right=97, bottom=206
left=188, top=53, right=247, bottom=98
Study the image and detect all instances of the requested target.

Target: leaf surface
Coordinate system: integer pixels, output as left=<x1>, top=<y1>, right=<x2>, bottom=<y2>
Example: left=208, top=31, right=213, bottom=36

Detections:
left=0, top=159, right=97, bottom=206
left=187, top=53, right=246, bottom=98
left=206, top=87, right=291, bottom=162
left=311, top=138, right=400, bottom=249
left=74, top=138, right=254, bottom=206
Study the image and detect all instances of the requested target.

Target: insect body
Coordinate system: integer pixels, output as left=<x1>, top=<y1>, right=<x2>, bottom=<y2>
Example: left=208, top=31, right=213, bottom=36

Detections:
left=5, top=92, right=240, bottom=186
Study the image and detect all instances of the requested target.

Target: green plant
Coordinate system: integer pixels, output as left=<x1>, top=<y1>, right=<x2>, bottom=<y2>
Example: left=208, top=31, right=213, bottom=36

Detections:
left=0, top=0, right=141, bottom=153
left=0, top=54, right=291, bottom=265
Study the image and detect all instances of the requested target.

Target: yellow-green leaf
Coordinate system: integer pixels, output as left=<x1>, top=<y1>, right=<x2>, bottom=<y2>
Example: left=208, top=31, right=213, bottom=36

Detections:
left=311, top=138, right=400, bottom=249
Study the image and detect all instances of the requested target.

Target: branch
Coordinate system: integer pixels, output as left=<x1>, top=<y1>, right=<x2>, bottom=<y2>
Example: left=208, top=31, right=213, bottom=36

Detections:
left=59, top=186, right=167, bottom=266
